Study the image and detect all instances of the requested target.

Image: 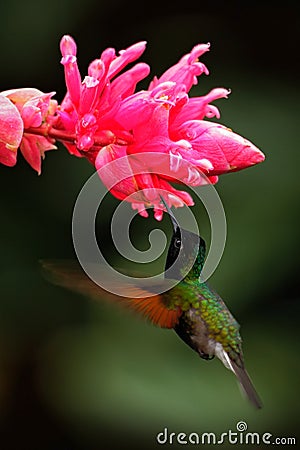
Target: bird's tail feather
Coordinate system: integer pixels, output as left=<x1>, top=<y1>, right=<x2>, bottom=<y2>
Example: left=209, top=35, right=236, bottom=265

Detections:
left=215, top=344, right=262, bottom=409
left=230, top=359, right=262, bottom=409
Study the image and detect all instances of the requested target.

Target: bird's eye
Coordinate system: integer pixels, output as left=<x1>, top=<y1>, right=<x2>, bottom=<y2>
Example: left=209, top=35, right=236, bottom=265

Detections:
left=174, top=238, right=181, bottom=248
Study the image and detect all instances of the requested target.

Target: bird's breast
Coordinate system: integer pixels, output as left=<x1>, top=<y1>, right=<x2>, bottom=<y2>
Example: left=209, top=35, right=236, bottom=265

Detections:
left=174, top=308, right=217, bottom=360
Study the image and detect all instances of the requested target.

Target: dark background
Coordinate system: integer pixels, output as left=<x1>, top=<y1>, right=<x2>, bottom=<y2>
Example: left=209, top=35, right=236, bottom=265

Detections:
left=0, top=1, right=299, bottom=449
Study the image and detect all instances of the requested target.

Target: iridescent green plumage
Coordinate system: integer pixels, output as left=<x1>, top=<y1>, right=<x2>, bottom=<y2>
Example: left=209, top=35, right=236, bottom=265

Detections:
left=169, top=280, right=242, bottom=359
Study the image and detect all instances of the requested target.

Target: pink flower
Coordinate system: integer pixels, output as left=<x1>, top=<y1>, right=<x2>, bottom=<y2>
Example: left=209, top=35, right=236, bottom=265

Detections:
left=88, top=42, right=264, bottom=217
left=0, top=88, right=57, bottom=173
left=0, top=35, right=265, bottom=218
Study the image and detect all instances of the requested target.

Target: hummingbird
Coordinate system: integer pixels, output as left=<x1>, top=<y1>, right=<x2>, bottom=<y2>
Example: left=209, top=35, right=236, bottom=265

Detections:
left=41, top=202, right=262, bottom=409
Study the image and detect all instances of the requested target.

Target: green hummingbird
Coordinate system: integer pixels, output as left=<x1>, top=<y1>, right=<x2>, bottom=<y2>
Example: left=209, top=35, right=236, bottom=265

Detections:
left=42, top=204, right=262, bottom=409
left=162, top=210, right=262, bottom=409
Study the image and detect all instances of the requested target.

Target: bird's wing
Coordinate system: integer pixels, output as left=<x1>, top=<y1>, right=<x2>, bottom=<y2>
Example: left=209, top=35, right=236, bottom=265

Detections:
left=40, top=259, right=182, bottom=328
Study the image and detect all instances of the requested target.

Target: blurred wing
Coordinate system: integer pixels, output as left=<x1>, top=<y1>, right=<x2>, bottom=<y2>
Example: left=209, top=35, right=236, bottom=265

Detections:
left=40, top=259, right=181, bottom=328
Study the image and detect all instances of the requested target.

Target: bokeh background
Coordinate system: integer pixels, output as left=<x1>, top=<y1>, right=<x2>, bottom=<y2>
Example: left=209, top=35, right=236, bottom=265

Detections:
left=0, top=1, right=299, bottom=449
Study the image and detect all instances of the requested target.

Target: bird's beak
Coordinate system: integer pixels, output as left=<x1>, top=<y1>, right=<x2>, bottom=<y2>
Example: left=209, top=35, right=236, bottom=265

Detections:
left=160, top=195, right=178, bottom=233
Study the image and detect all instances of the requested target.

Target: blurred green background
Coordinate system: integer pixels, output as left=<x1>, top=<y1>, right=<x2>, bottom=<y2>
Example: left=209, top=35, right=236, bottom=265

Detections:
left=0, top=1, right=299, bottom=449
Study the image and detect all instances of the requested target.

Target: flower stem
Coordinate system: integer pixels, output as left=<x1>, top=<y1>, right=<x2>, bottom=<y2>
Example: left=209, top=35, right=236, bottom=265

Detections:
left=24, top=125, right=132, bottom=149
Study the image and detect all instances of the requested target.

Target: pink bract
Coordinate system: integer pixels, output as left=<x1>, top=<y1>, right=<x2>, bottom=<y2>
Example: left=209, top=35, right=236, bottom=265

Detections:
left=0, top=94, right=23, bottom=166
left=0, top=88, right=57, bottom=173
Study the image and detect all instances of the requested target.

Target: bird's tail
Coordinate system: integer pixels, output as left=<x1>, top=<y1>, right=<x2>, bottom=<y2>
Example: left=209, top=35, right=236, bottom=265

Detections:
left=229, top=359, right=262, bottom=409
left=215, top=344, right=262, bottom=409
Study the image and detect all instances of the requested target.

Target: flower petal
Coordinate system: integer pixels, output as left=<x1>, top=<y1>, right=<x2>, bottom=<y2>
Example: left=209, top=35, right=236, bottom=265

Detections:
left=20, top=135, right=56, bottom=174
left=108, top=41, right=147, bottom=80
left=170, top=88, right=230, bottom=129
left=1, top=88, right=44, bottom=110
left=95, top=145, right=138, bottom=200
left=177, top=120, right=265, bottom=174
left=150, top=43, right=210, bottom=92
left=0, top=94, right=23, bottom=167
